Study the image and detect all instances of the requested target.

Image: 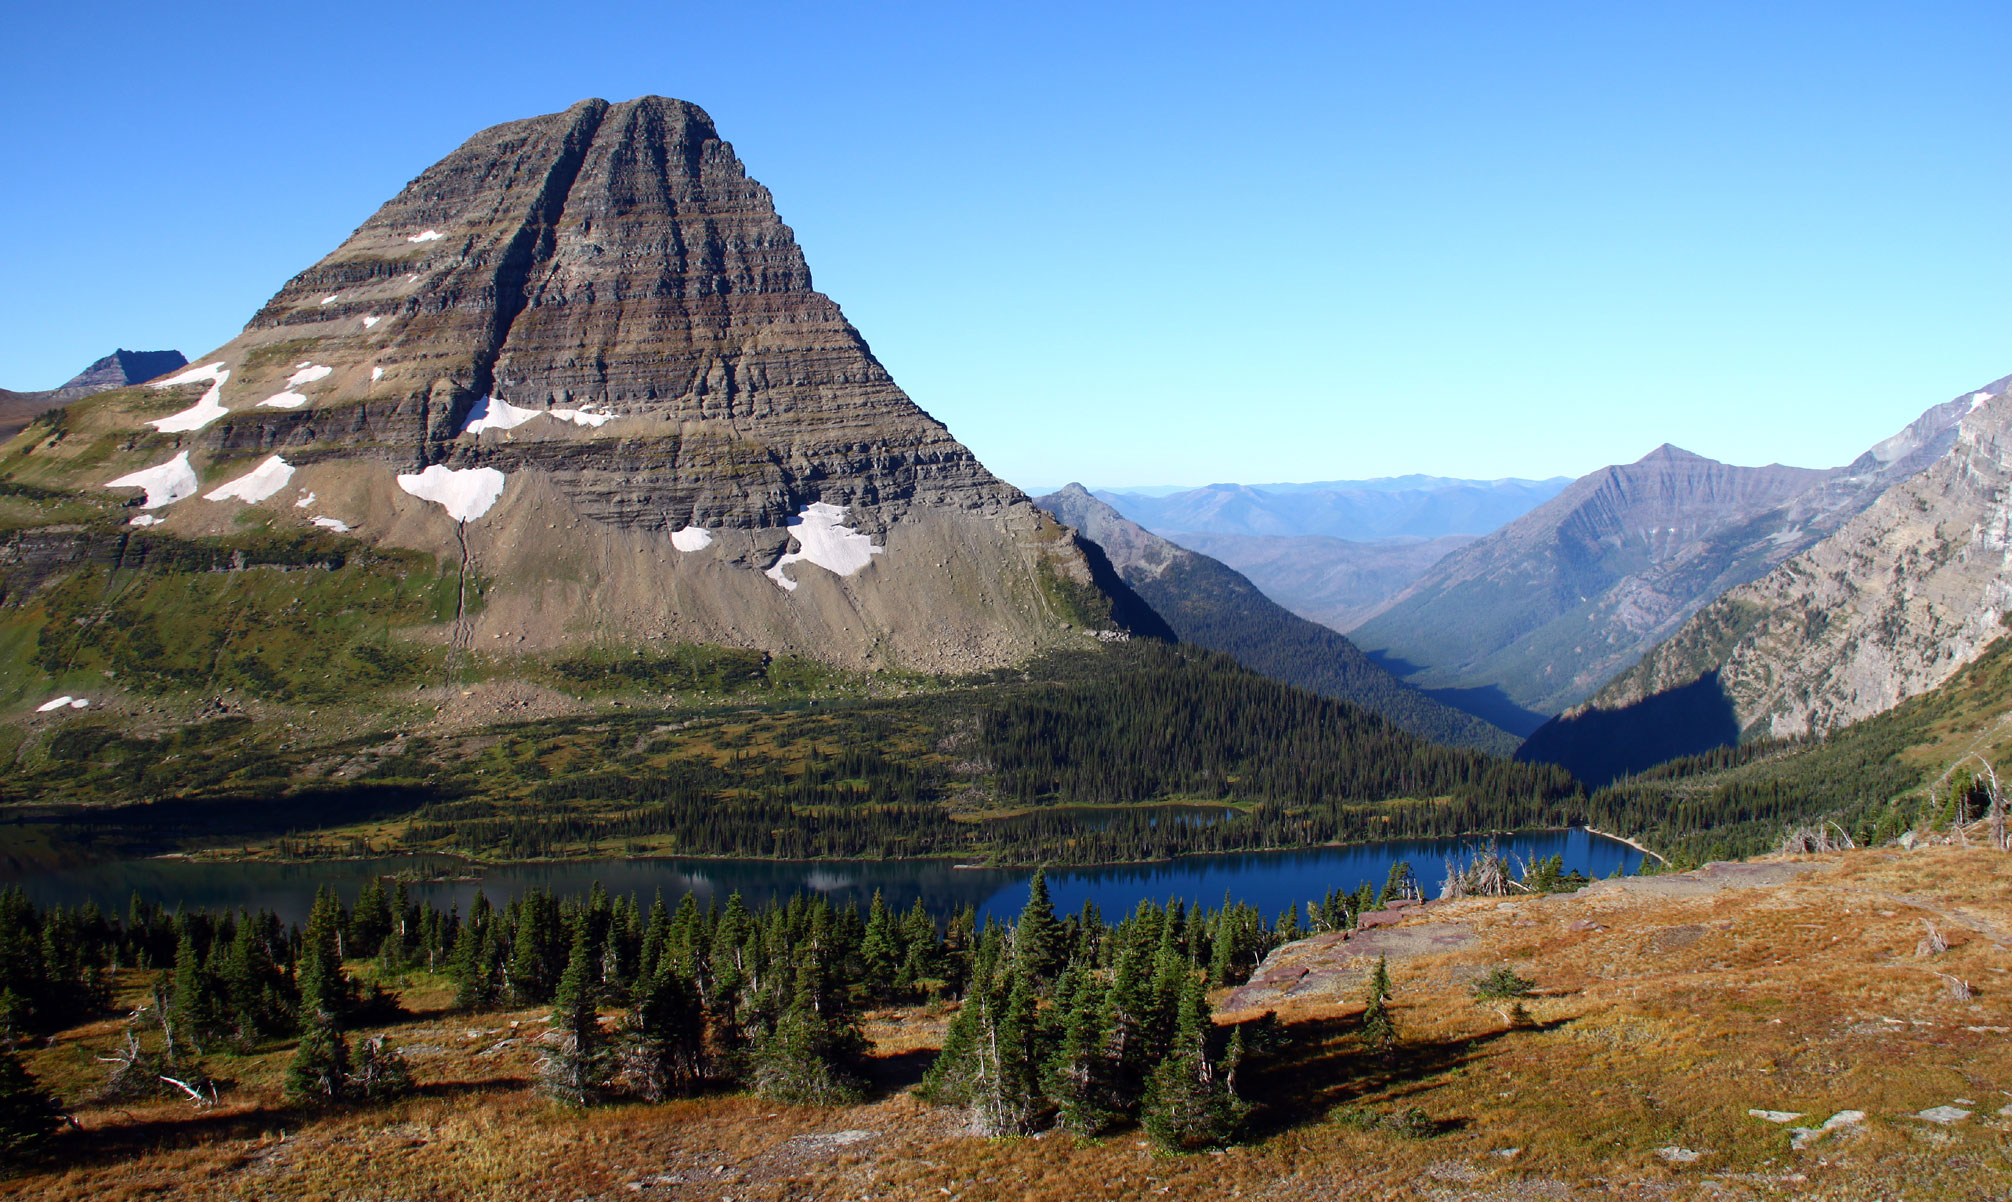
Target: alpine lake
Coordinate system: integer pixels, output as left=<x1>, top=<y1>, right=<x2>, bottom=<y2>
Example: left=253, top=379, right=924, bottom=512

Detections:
left=0, top=827, right=1642, bottom=926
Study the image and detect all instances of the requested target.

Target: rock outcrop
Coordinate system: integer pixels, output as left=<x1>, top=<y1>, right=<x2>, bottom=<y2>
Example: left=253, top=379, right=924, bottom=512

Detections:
left=1036, top=484, right=1517, bottom=753
left=1353, top=388, right=1985, bottom=731
left=1, top=97, right=1117, bottom=673
left=1529, top=374, right=2012, bottom=776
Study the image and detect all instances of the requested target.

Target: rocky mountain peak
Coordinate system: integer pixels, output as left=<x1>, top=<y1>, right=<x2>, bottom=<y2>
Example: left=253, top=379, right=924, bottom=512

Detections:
left=50, top=350, right=189, bottom=402
left=8, top=98, right=1111, bottom=674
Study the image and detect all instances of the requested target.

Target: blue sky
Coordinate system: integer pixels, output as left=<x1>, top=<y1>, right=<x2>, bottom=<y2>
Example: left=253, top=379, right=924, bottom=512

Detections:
left=4, top=1, right=2005, bottom=488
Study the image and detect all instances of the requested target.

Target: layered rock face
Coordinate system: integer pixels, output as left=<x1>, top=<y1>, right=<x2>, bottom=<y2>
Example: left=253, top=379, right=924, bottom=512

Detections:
left=9, top=97, right=1109, bottom=672
left=1569, top=374, right=2012, bottom=745
left=1037, top=485, right=1517, bottom=753
left=1352, top=391, right=1982, bottom=729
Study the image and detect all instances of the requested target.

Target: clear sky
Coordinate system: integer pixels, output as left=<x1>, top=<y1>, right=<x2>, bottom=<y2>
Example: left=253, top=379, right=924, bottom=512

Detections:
left=4, top=1, right=2005, bottom=489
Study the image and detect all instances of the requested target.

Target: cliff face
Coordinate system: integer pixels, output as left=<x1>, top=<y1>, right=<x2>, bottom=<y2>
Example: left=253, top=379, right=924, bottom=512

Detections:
left=1036, top=485, right=1518, bottom=754
left=1352, top=389, right=1982, bottom=727
left=2, top=97, right=1111, bottom=673
left=1577, top=375, right=2012, bottom=743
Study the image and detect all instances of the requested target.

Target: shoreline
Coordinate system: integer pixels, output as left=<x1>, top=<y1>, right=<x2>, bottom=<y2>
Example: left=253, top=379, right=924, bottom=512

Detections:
left=1581, top=824, right=1666, bottom=864
left=162, top=824, right=1655, bottom=875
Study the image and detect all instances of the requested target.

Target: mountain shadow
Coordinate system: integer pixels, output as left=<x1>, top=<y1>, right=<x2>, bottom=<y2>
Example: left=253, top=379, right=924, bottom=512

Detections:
left=1516, top=671, right=1739, bottom=786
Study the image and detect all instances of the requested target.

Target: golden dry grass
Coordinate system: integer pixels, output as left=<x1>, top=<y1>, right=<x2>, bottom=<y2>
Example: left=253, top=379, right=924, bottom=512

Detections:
left=7, top=846, right=2012, bottom=1200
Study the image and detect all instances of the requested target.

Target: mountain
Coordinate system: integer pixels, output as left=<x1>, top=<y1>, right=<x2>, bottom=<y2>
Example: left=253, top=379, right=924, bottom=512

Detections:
left=49, top=350, right=188, bottom=403
left=1035, top=485, right=1518, bottom=753
left=0, top=97, right=1129, bottom=698
left=1352, top=388, right=1984, bottom=734
left=1094, top=475, right=1569, bottom=541
left=1525, top=374, right=2012, bottom=784
left=0, top=349, right=188, bottom=443
left=1155, top=530, right=1477, bottom=632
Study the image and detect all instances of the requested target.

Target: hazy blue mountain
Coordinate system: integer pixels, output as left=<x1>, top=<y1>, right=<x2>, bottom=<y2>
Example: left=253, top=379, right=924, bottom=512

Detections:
left=1093, top=476, right=1569, bottom=541
left=1036, top=485, right=1518, bottom=754
left=1158, top=530, right=1477, bottom=633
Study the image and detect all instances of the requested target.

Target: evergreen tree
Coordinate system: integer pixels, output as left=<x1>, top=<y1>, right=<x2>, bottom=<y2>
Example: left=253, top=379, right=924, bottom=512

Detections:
left=349, top=1034, right=415, bottom=1102
left=284, top=1015, right=351, bottom=1105
left=895, top=899, right=940, bottom=995
left=0, top=1047, right=62, bottom=1165
left=508, top=890, right=565, bottom=1005
left=973, top=965, right=1046, bottom=1135
left=218, top=910, right=289, bottom=1044
left=1470, top=965, right=1536, bottom=1028
left=296, top=887, right=352, bottom=1027
left=859, top=891, right=901, bottom=997
left=1140, top=973, right=1246, bottom=1151
left=167, top=926, right=224, bottom=1052
left=539, top=918, right=610, bottom=1106
left=1013, top=869, right=1065, bottom=984
left=450, top=895, right=500, bottom=1011
left=350, top=878, right=392, bottom=959
left=749, top=960, right=864, bottom=1105
left=1376, top=861, right=1416, bottom=907
left=1360, top=954, right=1397, bottom=1055
left=1044, top=965, right=1120, bottom=1135
left=617, top=964, right=706, bottom=1101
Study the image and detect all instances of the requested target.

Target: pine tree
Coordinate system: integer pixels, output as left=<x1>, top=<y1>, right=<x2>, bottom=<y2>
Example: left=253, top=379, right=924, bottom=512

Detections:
left=450, top=895, right=500, bottom=1011
left=1044, top=965, right=1120, bottom=1135
left=971, top=964, right=1045, bottom=1135
left=296, top=887, right=352, bottom=1028
left=539, top=918, right=609, bottom=1106
left=1103, top=945, right=1154, bottom=1115
left=1013, top=869, right=1065, bottom=984
left=896, top=899, right=940, bottom=995
left=0, top=1047, right=61, bottom=1165
left=167, top=926, right=223, bottom=1052
left=1470, top=965, right=1536, bottom=1028
left=1360, top=954, right=1397, bottom=1055
left=1140, top=973, right=1246, bottom=1151
left=617, top=964, right=706, bottom=1101
left=350, top=878, right=392, bottom=959
left=284, top=1014, right=351, bottom=1105
left=1376, top=861, right=1416, bottom=907
left=218, top=911, right=288, bottom=1045
left=859, top=890, right=902, bottom=999
left=748, top=960, right=864, bottom=1105
left=349, top=1034, right=415, bottom=1102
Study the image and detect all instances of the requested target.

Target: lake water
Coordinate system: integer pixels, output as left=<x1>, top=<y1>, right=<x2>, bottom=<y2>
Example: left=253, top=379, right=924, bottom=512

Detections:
left=0, top=828, right=1641, bottom=925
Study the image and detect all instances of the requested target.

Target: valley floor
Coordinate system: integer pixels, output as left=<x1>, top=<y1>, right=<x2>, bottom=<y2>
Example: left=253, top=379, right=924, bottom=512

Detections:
left=9, top=845, right=2012, bottom=1201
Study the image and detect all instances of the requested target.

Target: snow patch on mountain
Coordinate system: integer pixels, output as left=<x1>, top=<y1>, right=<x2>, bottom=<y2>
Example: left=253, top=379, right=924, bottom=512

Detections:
left=764, top=503, right=884, bottom=591
left=204, top=456, right=295, bottom=504
left=107, top=452, right=200, bottom=508
left=397, top=464, right=506, bottom=522
left=148, top=363, right=231, bottom=432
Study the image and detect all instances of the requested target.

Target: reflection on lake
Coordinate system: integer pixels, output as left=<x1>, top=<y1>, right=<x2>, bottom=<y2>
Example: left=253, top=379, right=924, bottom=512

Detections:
left=0, top=828, right=1642, bottom=926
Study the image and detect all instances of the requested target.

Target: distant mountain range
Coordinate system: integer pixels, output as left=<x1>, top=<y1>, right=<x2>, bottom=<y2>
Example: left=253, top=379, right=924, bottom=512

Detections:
left=1035, top=486, right=1516, bottom=753
left=1156, top=531, right=1478, bottom=633
left=1091, top=476, right=1569, bottom=541
left=1351, top=380, right=1990, bottom=738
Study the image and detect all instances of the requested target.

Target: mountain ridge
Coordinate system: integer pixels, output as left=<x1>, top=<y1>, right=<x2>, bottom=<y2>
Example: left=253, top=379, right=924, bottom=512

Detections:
left=1352, top=383, right=1983, bottom=727
left=1523, top=373, right=2012, bottom=782
left=1035, top=484, right=1518, bottom=753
